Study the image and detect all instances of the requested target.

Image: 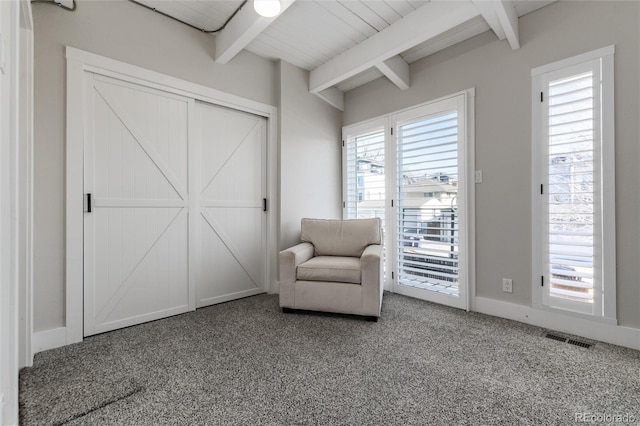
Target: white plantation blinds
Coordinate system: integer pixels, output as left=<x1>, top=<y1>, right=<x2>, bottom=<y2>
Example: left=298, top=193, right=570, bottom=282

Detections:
left=345, top=127, right=386, bottom=223
left=396, top=111, right=460, bottom=296
left=546, top=71, right=597, bottom=303
left=533, top=46, right=615, bottom=319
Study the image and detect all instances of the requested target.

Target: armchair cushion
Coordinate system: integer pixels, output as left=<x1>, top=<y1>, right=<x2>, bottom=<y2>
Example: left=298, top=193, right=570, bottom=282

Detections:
left=300, top=218, right=381, bottom=257
left=297, top=256, right=361, bottom=284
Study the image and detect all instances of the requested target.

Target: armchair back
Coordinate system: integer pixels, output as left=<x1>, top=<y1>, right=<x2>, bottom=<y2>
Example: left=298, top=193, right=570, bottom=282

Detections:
left=300, top=218, right=382, bottom=257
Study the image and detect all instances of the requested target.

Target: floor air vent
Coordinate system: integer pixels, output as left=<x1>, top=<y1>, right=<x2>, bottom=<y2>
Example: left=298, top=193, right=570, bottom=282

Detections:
left=567, top=339, right=593, bottom=349
left=545, top=333, right=568, bottom=343
left=544, top=332, right=593, bottom=349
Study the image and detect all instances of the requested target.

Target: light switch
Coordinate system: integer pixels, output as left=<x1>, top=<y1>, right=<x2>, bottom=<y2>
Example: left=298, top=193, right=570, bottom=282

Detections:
left=474, top=170, right=483, bottom=183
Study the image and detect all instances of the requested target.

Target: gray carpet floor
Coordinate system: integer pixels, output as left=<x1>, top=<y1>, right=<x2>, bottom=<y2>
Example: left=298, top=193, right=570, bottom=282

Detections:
left=20, top=293, right=640, bottom=425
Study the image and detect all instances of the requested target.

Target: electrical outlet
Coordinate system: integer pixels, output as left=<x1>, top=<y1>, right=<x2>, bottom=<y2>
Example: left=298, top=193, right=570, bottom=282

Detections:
left=502, top=278, right=513, bottom=293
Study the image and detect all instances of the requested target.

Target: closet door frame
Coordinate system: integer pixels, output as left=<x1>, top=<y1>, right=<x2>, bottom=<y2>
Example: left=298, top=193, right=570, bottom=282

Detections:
left=65, top=47, right=278, bottom=345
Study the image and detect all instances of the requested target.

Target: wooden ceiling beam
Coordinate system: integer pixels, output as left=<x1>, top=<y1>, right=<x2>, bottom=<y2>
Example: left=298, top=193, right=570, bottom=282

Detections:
left=375, top=55, right=410, bottom=91
left=472, top=0, right=520, bottom=50
left=215, top=0, right=296, bottom=64
left=495, top=0, right=520, bottom=50
left=316, top=87, right=344, bottom=111
left=471, top=0, right=506, bottom=40
left=309, top=1, right=480, bottom=94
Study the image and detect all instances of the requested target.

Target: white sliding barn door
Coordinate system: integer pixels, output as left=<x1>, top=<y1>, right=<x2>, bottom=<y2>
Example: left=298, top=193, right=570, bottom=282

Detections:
left=83, top=73, right=269, bottom=336
left=84, top=74, right=192, bottom=336
left=195, top=102, right=267, bottom=307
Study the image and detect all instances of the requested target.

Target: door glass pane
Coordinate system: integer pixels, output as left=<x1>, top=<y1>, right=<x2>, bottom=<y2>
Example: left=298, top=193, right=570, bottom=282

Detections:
left=396, top=111, right=460, bottom=296
left=346, top=128, right=386, bottom=228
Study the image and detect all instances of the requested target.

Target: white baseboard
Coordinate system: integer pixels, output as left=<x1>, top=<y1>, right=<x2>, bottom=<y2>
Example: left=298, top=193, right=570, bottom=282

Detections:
left=474, top=297, right=640, bottom=350
left=29, top=299, right=639, bottom=355
left=32, top=327, right=67, bottom=354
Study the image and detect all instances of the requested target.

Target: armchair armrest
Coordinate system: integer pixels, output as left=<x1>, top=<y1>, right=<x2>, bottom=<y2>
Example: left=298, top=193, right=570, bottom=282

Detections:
left=361, top=244, right=381, bottom=261
left=360, top=244, right=383, bottom=316
left=279, top=242, right=314, bottom=286
left=360, top=244, right=382, bottom=285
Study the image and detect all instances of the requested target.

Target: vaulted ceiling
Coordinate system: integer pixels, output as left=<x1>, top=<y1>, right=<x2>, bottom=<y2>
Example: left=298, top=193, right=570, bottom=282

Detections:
left=133, top=0, right=556, bottom=109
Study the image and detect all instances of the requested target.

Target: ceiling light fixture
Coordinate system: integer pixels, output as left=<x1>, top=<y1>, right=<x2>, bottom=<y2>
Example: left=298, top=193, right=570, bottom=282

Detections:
left=254, top=0, right=281, bottom=18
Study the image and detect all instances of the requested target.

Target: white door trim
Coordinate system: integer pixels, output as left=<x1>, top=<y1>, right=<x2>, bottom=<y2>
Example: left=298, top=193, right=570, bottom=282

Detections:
left=2, top=0, right=34, bottom=422
left=66, top=47, right=279, bottom=345
left=18, top=0, right=34, bottom=368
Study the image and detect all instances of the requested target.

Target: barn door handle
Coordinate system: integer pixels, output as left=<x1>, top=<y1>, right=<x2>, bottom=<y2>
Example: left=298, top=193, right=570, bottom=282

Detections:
left=86, top=193, right=92, bottom=213
left=263, top=198, right=268, bottom=212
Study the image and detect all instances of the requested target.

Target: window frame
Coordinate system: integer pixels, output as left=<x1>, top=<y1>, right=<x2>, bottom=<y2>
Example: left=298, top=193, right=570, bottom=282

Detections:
left=531, top=45, right=616, bottom=323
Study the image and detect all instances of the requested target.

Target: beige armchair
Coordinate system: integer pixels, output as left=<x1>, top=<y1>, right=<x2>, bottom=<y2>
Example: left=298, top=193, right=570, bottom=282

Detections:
left=279, top=218, right=383, bottom=320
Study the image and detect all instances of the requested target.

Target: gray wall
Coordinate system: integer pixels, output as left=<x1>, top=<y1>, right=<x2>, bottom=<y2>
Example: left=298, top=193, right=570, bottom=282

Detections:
left=278, top=61, right=342, bottom=250
left=33, top=0, right=638, bottom=333
left=344, top=1, right=640, bottom=328
left=32, top=0, right=279, bottom=332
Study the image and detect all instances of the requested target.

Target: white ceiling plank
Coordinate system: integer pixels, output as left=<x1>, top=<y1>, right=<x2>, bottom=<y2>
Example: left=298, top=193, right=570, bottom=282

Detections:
left=248, top=1, right=373, bottom=70
left=376, top=55, right=410, bottom=90
left=256, top=20, right=343, bottom=67
left=365, top=1, right=403, bottom=24
left=259, top=23, right=336, bottom=62
left=338, top=0, right=389, bottom=31
left=406, top=0, right=430, bottom=10
left=304, top=2, right=369, bottom=45
left=314, top=1, right=377, bottom=39
left=384, top=0, right=417, bottom=18
left=259, top=28, right=331, bottom=67
left=309, top=1, right=480, bottom=93
left=137, top=0, right=555, bottom=92
left=495, top=0, right=520, bottom=50
left=316, top=87, right=345, bottom=111
left=471, top=0, right=506, bottom=40
left=215, top=0, right=296, bottom=64
left=246, top=33, right=319, bottom=70
left=270, top=3, right=367, bottom=54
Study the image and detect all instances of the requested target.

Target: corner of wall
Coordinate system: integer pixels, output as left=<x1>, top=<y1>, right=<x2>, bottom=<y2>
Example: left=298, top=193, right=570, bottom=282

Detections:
left=278, top=60, right=343, bottom=250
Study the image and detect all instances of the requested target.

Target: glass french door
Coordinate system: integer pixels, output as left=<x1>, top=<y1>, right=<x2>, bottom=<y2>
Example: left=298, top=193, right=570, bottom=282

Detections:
left=343, top=93, right=471, bottom=309
left=391, top=95, right=468, bottom=309
left=343, top=119, right=391, bottom=286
